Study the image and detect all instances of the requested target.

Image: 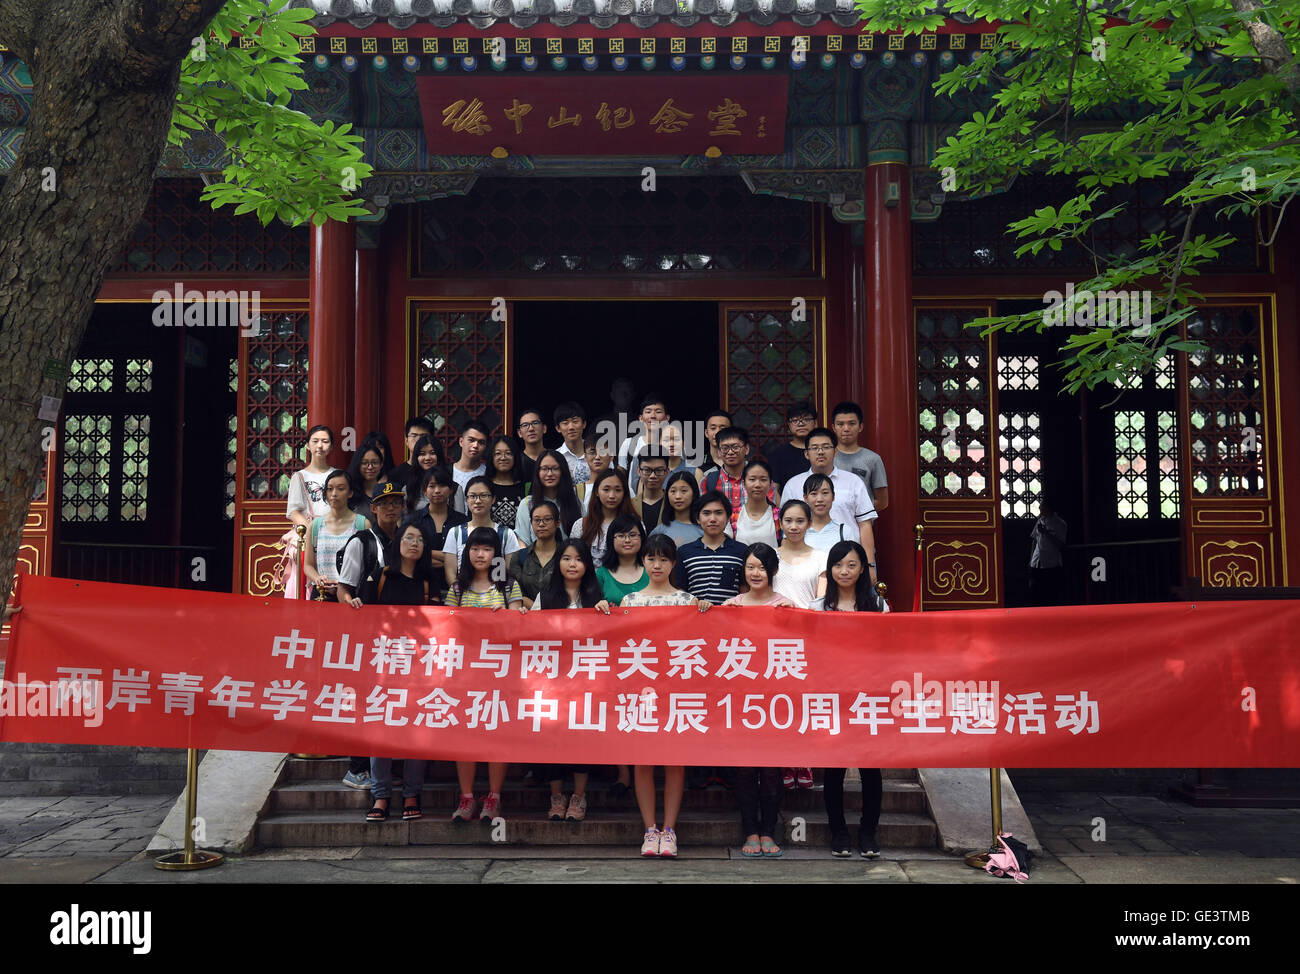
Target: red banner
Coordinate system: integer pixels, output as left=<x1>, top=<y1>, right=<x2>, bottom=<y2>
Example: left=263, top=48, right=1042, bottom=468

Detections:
left=2, top=576, right=1298, bottom=767
left=417, top=76, right=787, bottom=155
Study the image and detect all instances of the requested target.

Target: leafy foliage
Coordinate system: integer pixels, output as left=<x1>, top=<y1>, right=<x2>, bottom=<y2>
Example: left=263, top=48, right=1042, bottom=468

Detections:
left=855, top=0, right=1299, bottom=393
left=170, top=0, right=373, bottom=227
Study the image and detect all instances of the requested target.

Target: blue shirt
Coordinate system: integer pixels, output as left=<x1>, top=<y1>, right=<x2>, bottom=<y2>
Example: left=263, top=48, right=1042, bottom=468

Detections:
left=672, top=537, right=748, bottom=605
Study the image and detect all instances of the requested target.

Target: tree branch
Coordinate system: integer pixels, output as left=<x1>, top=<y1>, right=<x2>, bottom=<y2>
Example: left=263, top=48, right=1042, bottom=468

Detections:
left=0, top=0, right=38, bottom=62
left=1231, top=0, right=1299, bottom=92
left=102, top=0, right=228, bottom=85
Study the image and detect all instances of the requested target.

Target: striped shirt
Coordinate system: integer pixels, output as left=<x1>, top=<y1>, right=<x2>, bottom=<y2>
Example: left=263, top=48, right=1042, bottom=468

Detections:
left=672, top=537, right=748, bottom=605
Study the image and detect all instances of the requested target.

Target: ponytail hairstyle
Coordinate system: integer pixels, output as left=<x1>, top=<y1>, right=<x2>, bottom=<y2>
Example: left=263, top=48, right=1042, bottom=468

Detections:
left=539, top=539, right=605, bottom=609
left=822, top=540, right=881, bottom=612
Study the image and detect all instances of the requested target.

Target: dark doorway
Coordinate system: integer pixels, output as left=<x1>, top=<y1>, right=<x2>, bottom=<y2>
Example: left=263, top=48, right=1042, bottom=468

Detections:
left=56, top=304, right=236, bottom=590
left=512, top=301, right=720, bottom=441
left=997, top=301, right=1182, bottom=606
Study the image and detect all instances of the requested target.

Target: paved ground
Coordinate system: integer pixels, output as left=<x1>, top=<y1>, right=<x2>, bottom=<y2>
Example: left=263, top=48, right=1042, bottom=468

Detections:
left=1, top=789, right=1297, bottom=883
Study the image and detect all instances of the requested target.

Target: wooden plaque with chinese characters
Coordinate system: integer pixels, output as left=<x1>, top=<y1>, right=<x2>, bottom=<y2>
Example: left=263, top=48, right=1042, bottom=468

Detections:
left=416, top=76, right=788, bottom=155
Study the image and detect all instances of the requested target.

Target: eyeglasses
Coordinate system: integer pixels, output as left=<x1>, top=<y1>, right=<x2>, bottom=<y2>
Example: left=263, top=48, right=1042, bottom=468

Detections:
left=538, top=465, right=562, bottom=474
left=532, top=516, right=556, bottom=525
left=466, top=492, right=492, bottom=501
left=807, top=445, right=835, bottom=453
left=719, top=444, right=745, bottom=453
left=518, top=420, right=543, bottom=430
left=641, top=467, right=668, bottom=476
left=613, top=532, right=640, bottom=542
left=360, top=459, right=382, bottom=468
left=790, top=416, right=815, bottom=424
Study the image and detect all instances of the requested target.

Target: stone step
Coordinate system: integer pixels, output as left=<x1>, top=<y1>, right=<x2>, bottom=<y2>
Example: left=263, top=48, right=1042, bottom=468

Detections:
left=280, top=758, right=919, bottom=784
left=270, top=779, right=928, bottom=815
left=0, top=743, right=192, bottom=797
left=256, top=808, right=938, bottom=849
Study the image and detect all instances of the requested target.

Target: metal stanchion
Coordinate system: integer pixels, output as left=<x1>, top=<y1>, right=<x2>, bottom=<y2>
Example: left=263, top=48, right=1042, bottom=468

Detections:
left=964, top=768, right=1004, bottom=868
left=155, top=747, right=224, bottom=870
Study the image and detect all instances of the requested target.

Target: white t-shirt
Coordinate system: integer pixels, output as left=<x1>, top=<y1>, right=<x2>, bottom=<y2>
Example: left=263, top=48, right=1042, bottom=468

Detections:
left=558, top=443, right=591, bottom=485
left=337, top=528, right=388, bottom=592
left=287, top=469, right=329, bottom=519
left=783, top=468, right=877, bottom=527
left=441, top=521, right=522, bottom=573
left=726, top=506, right=780, bottom=548
left=772, top=547, right=827, bottom=609
left=450, top=463, right=487, bottom=514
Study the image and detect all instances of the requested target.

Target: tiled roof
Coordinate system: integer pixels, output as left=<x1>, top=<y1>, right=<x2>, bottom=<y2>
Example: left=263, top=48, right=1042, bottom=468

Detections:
left=290, top=0, right=972, bottom=31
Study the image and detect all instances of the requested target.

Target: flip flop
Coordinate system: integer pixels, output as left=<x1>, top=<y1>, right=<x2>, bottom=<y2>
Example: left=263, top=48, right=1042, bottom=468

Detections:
left=760, top=837, right=783, bottom=858
left=741, top=837, right=763, bottom=857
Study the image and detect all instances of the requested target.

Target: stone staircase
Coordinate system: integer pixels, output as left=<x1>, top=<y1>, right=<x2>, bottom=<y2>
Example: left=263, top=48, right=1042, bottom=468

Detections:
left=257, top=759, right=938, bottom=852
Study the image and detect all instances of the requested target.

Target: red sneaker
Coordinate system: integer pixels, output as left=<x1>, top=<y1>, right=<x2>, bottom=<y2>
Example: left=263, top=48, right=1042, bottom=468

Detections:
left=782, top=768, right=796, bottom=790
left=796, top=767, right=814, bottom=789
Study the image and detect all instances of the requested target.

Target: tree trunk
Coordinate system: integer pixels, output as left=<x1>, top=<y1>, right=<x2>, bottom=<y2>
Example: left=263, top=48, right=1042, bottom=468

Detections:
left=0, top=0, right=224, bottom=607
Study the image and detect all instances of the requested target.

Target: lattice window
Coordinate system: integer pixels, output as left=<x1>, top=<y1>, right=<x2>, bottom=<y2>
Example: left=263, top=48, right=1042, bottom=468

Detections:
left=1115, top=409, right=1182, bottom=519
left=68, top=359, right=113, bottom=393
left=125, top=358, right=153, bottom=394
left=917, top=309, right=989, bottom=497
left=415, top=177, right=815, bottom=277
left=225, top=414, right=238, bottom=520
left=121, top=414, right=150, bottom=522
left=246, top=312, right=309, bottom=500
left=997, top=355, right=1039, bottom=391
left=998, top=412, right=1041, bottom=518
left=1187, top=307, right=1265, bottom=497
left=226, top=357, right=238, bottom=520
left=915, top=175, right=1257, bottom=272
left=1114, top=354, right=1176, bottom=390
left=1116, top=410, right=1149, bottom=519
left=726, top=308, right=817, bottom=457
left=416, top=309, right=504, bottom=440
left=114, top=178, right=308, bottom=274
left=61, top=415, right=112, bottom=522
left=1157, top=411, right=1180, bottom=518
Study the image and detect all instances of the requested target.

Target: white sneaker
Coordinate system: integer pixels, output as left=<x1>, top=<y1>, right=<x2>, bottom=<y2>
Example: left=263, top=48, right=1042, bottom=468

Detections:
left=640, top=827, right=661, bottom=857
left=658, top=827, right=678, bottom=858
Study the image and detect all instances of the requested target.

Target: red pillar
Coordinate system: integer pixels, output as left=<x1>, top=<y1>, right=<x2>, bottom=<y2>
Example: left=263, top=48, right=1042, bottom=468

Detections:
left=309, top=218, right=355, bottom=469
left=863, top=162, right=918, bottom=609
left=354, top=244, right=380, bottom=436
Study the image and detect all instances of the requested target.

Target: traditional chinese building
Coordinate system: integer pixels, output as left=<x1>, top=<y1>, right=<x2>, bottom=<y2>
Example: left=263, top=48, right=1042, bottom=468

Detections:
left=6, top=0, right=1298, bottom=614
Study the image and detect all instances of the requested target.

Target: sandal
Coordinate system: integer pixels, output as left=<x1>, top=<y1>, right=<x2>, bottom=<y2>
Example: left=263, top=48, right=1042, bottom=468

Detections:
left=760, top=837, right=783, bottom=858
left=366, top=800, right=389, bottom=823
left=402, top=797, right=422, bottom=821
left=741, top=836, right=763, bottom=858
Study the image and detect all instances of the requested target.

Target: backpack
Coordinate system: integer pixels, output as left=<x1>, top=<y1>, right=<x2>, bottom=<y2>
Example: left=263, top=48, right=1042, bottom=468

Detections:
left=983, top=832, right=1033, bottom=883
left=337, top=529, right=384, bottom=604
left=453, top=522, right=510, bottom=551
left=704, top=469, right=721, bottom=493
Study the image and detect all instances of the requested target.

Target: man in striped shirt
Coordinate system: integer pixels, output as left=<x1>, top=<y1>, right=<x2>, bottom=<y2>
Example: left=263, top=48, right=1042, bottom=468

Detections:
left=672, top=491, right=747, bottom=605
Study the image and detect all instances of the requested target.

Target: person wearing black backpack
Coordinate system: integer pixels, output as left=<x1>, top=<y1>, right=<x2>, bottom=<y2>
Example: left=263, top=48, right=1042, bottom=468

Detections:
left=335, top=480, right=407, bottom=790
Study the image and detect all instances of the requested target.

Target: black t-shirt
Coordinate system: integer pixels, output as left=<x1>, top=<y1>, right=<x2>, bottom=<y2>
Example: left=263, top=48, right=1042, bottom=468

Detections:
left=403, top=508, right=466, bottom=601
left=378, top=567, right=428, bottom=606
left=490, top=482, right=527, bottom=528
left=767, top=442, right=808, bottom=492
left=640, top=497, right=665, bottom=534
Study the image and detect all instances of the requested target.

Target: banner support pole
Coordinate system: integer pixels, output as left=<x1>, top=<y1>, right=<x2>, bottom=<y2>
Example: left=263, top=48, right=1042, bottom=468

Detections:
left=155, top=747, right=224, bottom=871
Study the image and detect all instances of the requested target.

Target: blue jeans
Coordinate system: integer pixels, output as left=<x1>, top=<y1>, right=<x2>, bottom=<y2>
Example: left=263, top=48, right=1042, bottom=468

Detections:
left=369, top=757, right=427, bottom=800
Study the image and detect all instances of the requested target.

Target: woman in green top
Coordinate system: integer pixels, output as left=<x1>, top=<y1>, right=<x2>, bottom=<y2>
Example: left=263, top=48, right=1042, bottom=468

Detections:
left=595, top=513, right=648, bottom=605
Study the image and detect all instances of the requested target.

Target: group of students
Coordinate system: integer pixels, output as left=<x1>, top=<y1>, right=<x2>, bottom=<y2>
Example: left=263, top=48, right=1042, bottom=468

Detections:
left=285, top=396, right=891, bottom=859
